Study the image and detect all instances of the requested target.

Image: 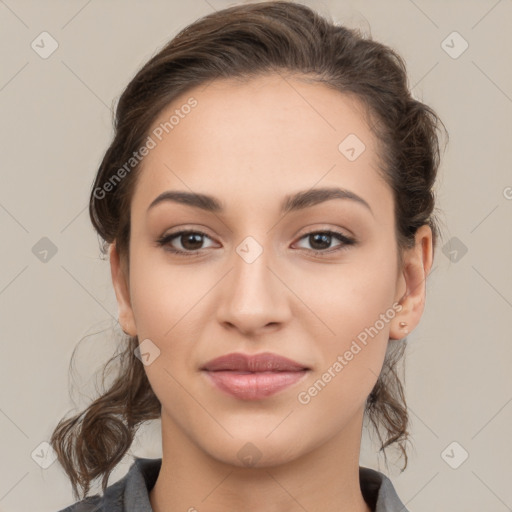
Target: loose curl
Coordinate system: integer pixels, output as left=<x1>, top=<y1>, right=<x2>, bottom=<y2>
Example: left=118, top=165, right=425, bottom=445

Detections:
left=50, top=0, right=447, bottom=500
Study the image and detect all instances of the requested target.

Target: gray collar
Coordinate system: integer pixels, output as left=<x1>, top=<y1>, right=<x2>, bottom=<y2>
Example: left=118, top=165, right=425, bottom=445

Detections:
left=61, top=457, right=410, bottom=512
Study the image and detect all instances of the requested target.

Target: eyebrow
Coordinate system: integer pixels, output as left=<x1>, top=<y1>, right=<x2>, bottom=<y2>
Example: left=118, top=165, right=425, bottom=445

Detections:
left=147, top=186, right=373, bottom=216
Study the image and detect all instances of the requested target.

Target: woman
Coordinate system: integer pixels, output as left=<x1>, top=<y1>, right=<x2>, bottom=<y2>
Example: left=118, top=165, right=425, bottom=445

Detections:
left=51, top=1, right=447, bottom=511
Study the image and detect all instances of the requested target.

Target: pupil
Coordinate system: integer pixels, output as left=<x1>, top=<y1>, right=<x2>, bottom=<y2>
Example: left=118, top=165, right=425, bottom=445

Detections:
left=311, top=233, right=330, bottom=250
left=183, top=233, right=203, bottom=250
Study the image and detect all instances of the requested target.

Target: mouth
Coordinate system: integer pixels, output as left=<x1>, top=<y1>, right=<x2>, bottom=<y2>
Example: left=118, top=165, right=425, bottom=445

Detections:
left=200, top=352, right=310, bottom=400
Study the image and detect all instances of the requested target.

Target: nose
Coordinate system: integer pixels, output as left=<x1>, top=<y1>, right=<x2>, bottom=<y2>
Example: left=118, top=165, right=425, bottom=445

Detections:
left=215, top=240, right=291, bottom=336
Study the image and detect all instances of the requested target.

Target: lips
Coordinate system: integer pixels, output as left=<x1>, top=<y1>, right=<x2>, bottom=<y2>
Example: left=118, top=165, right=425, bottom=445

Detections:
left=201, top=352, right=310, bottom=400
left=201, top=352, right=309, bottom=372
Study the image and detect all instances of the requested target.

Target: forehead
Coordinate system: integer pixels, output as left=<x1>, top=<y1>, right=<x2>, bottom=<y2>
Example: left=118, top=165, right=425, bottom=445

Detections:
left=131, top=73, right=389, bottom=217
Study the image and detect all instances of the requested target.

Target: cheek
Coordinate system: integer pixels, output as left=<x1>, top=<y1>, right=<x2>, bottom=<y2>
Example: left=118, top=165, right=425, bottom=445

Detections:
left=293, top=271, right=395, bottom=430
left=295, top=250, right=398, bottom=342
left=127, top=249, right=215, bottom=401
left=128, top=248, right=206, bottom=339
left=292, top=251, right=398, bottom=394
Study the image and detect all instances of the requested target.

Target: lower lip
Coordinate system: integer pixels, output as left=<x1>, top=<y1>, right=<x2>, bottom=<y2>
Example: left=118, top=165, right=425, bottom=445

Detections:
left=203, top=370, right=309, bottom=400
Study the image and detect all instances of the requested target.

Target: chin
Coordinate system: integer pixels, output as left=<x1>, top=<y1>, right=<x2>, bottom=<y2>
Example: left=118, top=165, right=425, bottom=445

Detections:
left=200, top=430, right=310, bottom=469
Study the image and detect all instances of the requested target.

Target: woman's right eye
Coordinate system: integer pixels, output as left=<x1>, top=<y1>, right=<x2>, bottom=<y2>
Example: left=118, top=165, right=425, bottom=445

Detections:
left=156, top=230, right=216, bottom=256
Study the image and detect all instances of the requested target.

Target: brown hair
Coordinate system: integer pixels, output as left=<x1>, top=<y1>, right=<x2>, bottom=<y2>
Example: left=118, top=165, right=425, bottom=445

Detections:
left=51, top=0, right=447, bottom=500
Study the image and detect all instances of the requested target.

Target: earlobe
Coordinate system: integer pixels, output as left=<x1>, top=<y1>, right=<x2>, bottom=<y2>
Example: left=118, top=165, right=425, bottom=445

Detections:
left=109, top=242, right=137, bottom=337
left=390, top=225, right=433, bottom=340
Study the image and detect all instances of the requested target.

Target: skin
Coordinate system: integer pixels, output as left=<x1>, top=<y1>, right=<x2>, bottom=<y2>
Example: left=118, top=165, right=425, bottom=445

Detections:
left=110, top=73, right=433, bottom=512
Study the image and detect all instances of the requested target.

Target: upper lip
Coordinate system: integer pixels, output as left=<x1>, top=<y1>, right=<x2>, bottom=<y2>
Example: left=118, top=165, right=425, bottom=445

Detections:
left=201, top=352, right=309, bottom=372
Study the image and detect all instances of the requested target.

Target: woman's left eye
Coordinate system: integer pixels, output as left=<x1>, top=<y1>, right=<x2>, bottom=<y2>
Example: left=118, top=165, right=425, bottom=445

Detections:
left=294, top=230, right=356, bottom=254
left=156, top=229, right=356, bottom=257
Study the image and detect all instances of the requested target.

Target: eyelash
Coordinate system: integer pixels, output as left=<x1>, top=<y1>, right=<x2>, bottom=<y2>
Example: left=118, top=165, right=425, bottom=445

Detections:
left=155, top=229, right=356, bottom=257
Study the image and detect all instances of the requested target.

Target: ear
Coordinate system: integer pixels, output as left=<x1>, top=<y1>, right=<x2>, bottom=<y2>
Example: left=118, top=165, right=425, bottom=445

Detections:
left=109, top=242, right=137, bottom=337
left=389, top=224, right=434, bottom=340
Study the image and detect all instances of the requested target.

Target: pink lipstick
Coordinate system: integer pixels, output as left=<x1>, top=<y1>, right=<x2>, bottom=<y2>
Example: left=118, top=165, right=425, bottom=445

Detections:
left=201, top=352, right=310, bottom=400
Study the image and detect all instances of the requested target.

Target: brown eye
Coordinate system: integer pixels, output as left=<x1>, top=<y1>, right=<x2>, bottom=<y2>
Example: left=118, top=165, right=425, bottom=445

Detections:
left=156, top=230, right=215, bottom=255
left=295, top=230, right=356, bottom=254
left=178, top=232, right=206, bottom=251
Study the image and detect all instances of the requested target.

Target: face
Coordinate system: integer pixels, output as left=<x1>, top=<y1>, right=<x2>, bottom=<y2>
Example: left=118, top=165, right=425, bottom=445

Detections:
left=111, top=73, right=431, bottom=468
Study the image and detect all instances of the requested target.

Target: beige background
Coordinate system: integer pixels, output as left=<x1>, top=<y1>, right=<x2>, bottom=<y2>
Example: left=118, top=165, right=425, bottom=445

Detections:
left=1, top=0, right=511, bottom=511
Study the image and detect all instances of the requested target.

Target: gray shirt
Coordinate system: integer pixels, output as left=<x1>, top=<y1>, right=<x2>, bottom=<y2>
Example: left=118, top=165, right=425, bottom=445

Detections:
left=58, top=457, right=410, bottom=512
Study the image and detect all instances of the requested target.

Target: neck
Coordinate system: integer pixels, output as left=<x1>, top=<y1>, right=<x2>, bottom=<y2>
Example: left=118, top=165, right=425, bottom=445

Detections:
left=149, top=410, right=372, bottom=512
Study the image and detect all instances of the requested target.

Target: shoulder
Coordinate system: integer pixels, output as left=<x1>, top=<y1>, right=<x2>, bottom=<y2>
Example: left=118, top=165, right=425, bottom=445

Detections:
left=55, top=478, right=124, bottom=512
left=57, top=495, right=103, bottom=512
left=359, top=466, right=410, bottom=512
left=56, top=457, right=162, bottom=512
